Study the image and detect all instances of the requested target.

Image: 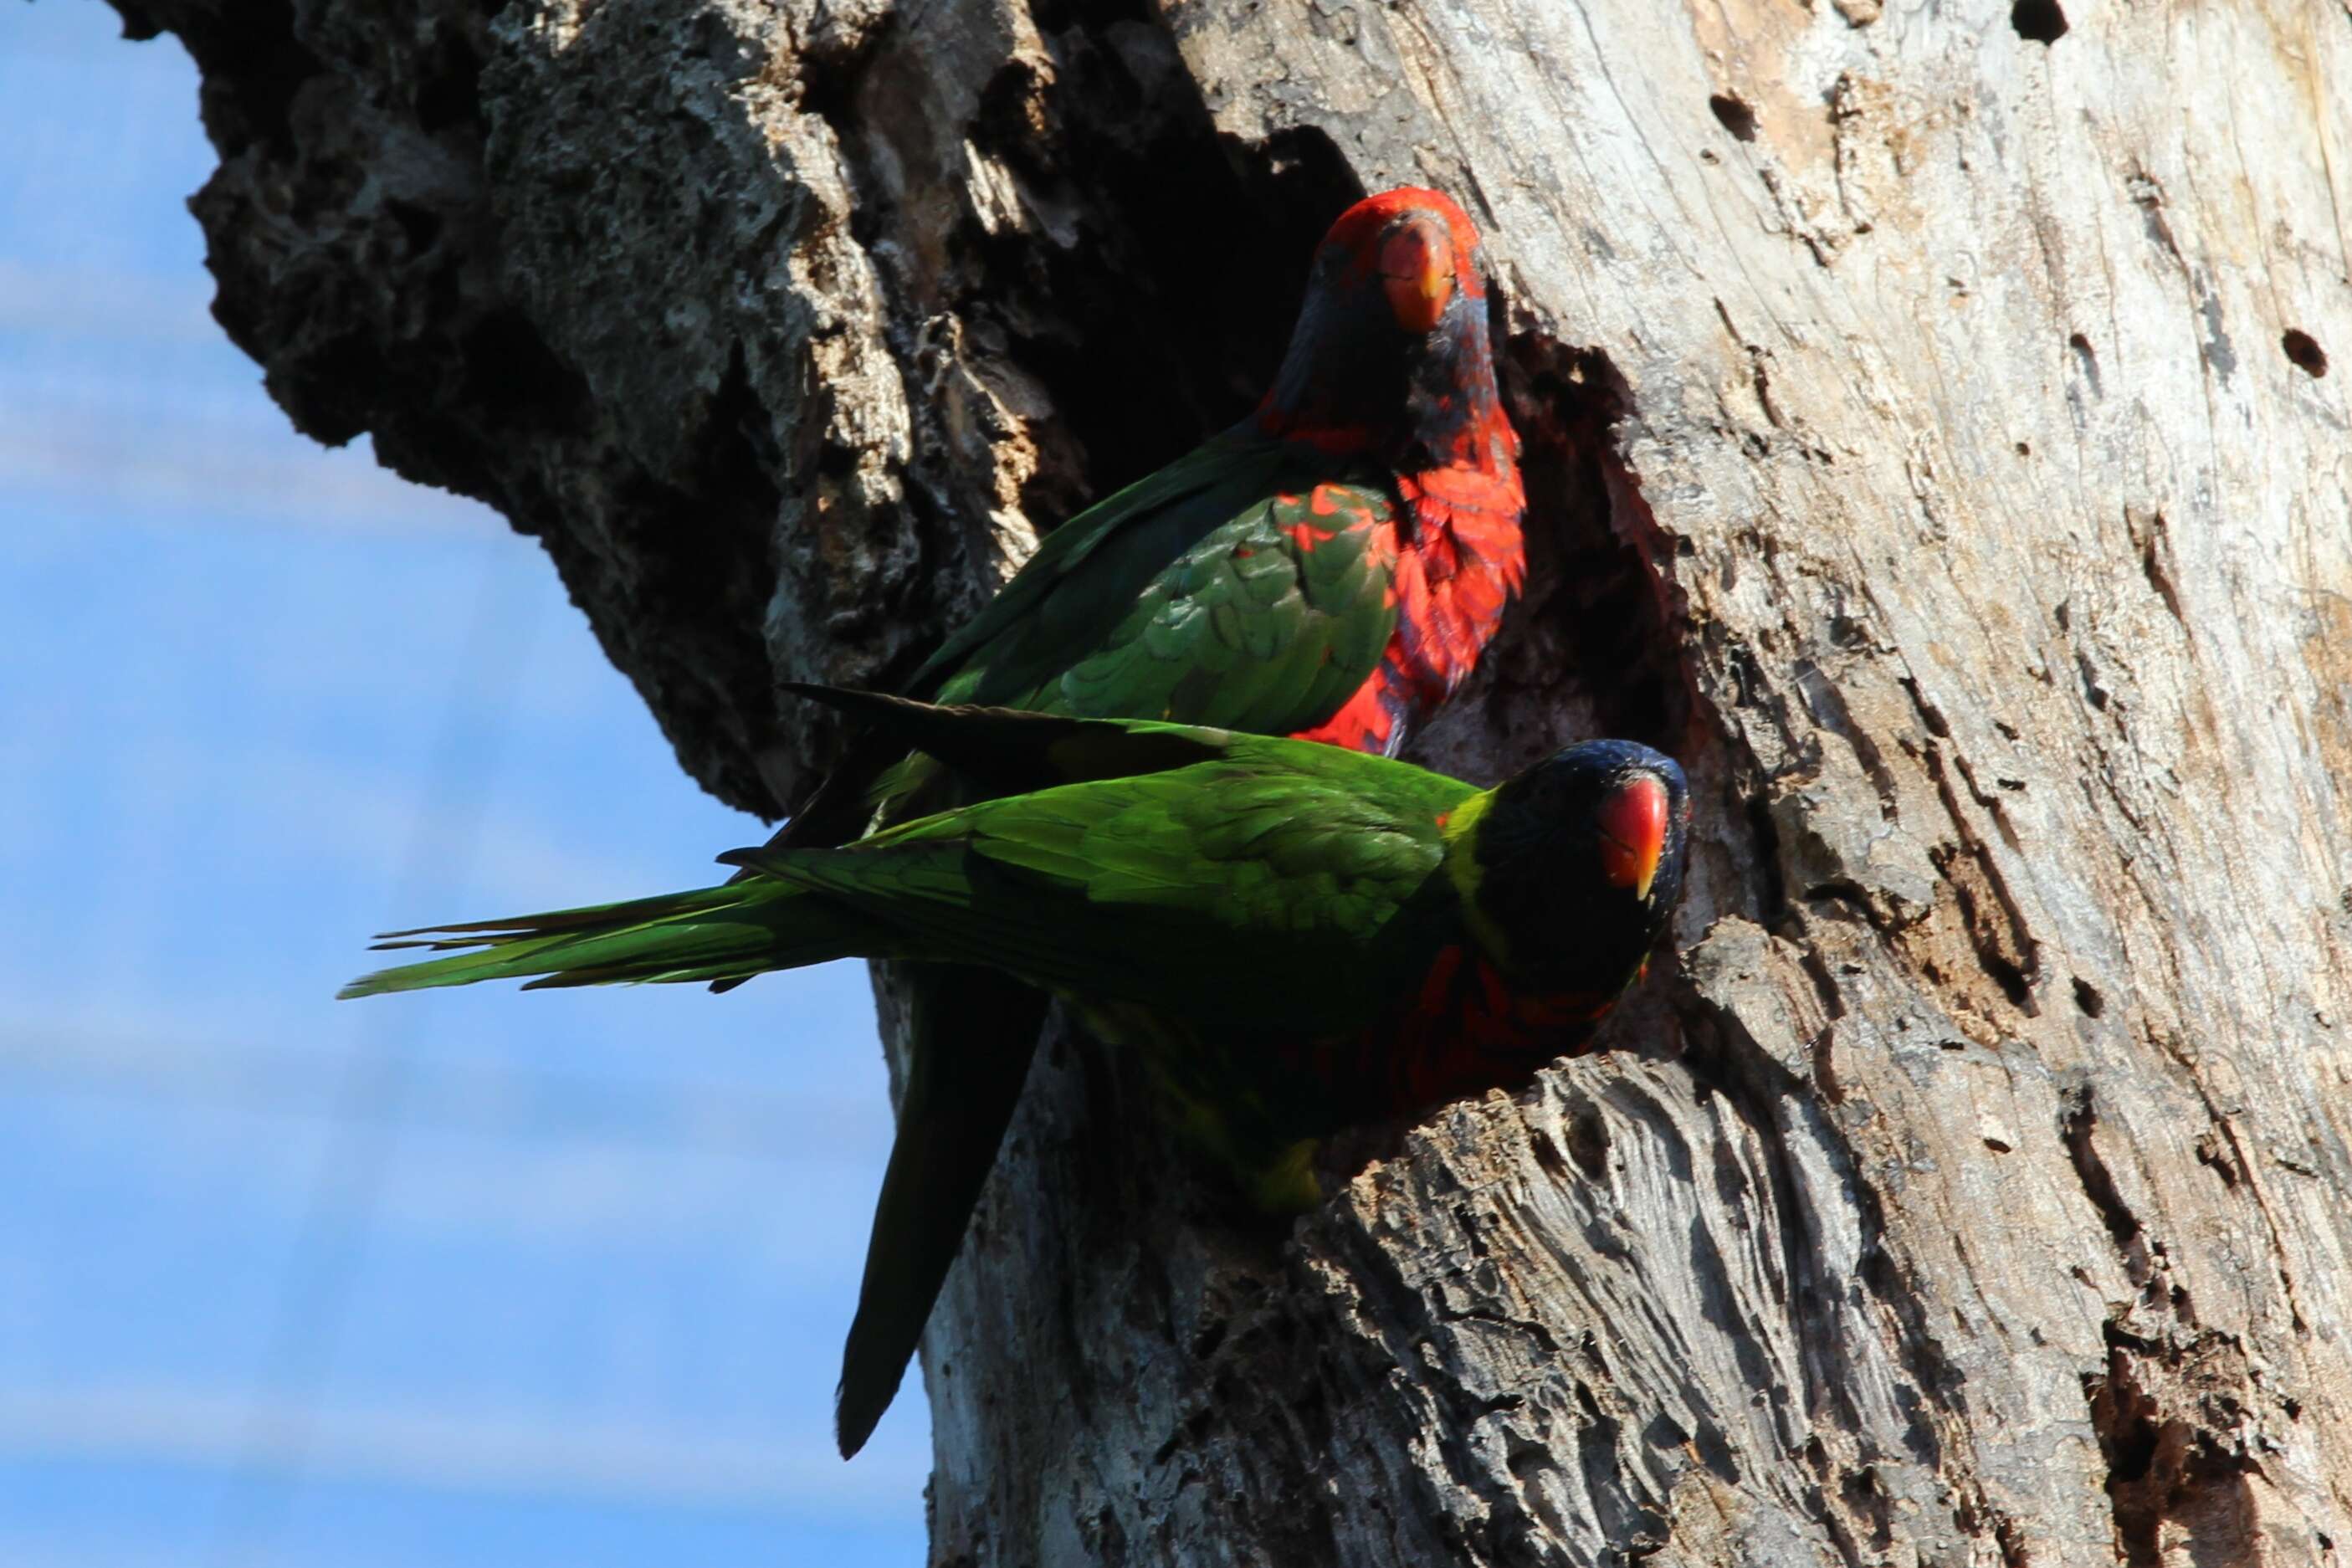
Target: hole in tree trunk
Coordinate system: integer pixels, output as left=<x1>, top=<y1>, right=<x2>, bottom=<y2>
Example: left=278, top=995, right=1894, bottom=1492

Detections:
left=2283, top=329, right=2329, bottom=378
left=2011, top=0, right=2068, bottom=44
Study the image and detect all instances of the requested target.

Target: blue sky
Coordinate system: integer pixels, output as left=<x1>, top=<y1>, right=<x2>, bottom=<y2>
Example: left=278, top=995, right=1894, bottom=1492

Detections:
left=1, top=5, right=927, bottom=1563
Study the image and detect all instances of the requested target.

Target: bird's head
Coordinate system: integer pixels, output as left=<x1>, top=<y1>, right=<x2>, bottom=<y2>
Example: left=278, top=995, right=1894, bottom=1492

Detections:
left=1257, top=187, right=1509, bottom=468
left=1443, top=739, right=1690, bottom=992
left=1325, top=187, right=1482, bottom=336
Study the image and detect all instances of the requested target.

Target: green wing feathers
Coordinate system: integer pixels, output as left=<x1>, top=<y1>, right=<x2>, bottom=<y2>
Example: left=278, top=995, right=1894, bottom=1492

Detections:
left=740, top=446, right=1395, bottom=853
left=342, top=711, right=1477, bottom=1030
left=910, top=433, right=1292, bottom=707
left=1046, top=483, right=1397, bottom=734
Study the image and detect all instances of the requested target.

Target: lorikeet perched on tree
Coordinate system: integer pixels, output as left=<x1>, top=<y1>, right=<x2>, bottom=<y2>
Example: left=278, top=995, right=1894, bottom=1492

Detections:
left=787, top=184, right=1524, bottom=846
left=732, top=187, right=1529, bottom=1452
left=342, top=699, right=1688, bottom=1360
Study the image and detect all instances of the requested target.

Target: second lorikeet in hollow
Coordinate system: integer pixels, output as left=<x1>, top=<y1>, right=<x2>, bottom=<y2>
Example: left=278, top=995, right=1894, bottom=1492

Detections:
left=342, top=696, right=1689, bottom=1435
left=788, top=184, right=1525, bottom=843
left=724, top=188, right=1530, bottom=1450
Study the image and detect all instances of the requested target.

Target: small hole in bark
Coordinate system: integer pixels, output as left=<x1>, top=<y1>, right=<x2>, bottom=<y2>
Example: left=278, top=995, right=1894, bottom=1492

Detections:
left=2064, top=1089, right=2143, bottom=1250
left=2068, top=335, right=2102, bottom=394
left=1708, top=94, right=1758, bottom=141
left=1742, top=779, right=1790, bottom=922
left=2094, top=1377, right=2159, bottom=1482
left=1643, top=1411, right=1693, bottom=1451
left=413, top=25, right=484, bottom=133
left=1565, top=1103, right=1612, bottom=1181
left=1983, top=952, right=2031, bottom=1009
left=2011, top=0, right=2068, bottom=44
left=460, top=308, right=588, bottom=428
left=2195, top=1134, right=2241, bottom=1190
left=2138, top=512, right=2185, bottom=623
left=386, top=198, right=443, bottom=255
left=2283, top=329, right=2329, bottom=377
left=2073, top=978, right=2106, bottom=1018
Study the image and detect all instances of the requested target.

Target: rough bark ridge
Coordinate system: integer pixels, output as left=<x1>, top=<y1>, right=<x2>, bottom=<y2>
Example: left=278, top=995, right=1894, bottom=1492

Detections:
left=110, top=0, right=2352, bottom=1560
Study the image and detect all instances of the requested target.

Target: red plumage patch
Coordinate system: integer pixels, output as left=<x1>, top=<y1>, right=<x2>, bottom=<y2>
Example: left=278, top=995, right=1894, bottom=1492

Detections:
left=1280, top=945, right=1623, bottom=1122
left=1288, top=455, right=1524, bottom=755
left=1389, top=949, right=1619, bottom=1112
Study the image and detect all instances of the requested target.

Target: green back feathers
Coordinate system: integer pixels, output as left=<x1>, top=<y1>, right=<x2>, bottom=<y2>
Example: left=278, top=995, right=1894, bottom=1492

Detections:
left=735, top=719, right=1480, bottom=1033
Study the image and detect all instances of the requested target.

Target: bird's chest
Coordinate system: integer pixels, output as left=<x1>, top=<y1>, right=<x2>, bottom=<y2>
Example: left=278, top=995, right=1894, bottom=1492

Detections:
left=1070, top=949, right=1615, bottom=1171
left=1386, top=470, right=1527, bottom=709
left=1282, top=945, right=1620, bottom=1127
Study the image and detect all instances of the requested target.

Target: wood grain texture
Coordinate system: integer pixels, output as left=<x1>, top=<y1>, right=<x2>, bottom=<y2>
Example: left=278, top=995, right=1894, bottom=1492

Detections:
left=108, top=0, right=2352, bottom=1559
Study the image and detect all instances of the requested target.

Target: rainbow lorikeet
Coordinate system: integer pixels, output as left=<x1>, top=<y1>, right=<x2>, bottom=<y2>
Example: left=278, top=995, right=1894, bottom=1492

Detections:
left=747, top=187, right=1527, bottom=1450
left=341, top=699, right=1688, bottom=1421
left=787, top=184, right=1524, bottom=844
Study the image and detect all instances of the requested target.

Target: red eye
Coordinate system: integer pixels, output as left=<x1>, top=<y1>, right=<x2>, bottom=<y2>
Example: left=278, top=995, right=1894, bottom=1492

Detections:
left=1378, top=218, right=1454, bottom=333
left=1595, top=776, right=1669, bottom=900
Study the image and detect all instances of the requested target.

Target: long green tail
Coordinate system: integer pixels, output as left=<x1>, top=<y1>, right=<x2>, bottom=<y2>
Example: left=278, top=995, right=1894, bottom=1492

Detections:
left=338, top=877, right=862, bottom=998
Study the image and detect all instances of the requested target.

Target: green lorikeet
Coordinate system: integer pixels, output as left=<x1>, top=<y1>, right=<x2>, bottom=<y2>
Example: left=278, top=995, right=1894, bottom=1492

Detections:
left=342, top=698, right=1688, bottom=1447
left=749, top=187, right=1527, bottom=1451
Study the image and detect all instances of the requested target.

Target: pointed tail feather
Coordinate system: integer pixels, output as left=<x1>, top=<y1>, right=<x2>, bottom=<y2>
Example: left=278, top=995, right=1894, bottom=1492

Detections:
left=338, top=878, right=862, bottom=999
left=835, top=967, right=1048, bottom=1456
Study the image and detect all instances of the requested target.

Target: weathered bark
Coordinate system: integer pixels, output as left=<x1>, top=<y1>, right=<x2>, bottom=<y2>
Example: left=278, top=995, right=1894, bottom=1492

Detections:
left=111, top=0, right=2352, bottom=1560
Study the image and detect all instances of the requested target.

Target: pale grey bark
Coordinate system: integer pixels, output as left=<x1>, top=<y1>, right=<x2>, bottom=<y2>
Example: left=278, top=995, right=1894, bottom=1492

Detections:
left=113, top=0, right=2352, bottom=1560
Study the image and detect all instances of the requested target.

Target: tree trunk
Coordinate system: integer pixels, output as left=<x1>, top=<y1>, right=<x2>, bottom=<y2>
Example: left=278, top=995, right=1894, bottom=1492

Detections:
left=112, top=0, right=2352, bottom=1560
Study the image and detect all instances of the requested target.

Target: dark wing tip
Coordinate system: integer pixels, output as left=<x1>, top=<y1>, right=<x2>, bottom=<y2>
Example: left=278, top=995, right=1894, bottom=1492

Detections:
left=780, top=682, right=910, bottom=720
left=778, top=679, right=844, bottom=704
left=834, top=1376, right=889, bottom=1460
left=834, top=1304, right=917, bottom=1461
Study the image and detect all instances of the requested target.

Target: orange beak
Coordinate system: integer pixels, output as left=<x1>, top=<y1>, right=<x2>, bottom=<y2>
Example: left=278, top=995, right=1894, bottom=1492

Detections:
left=1378, top=217, right=1455, bottom=334
left=1595, top=776, right=1669, bottom=902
